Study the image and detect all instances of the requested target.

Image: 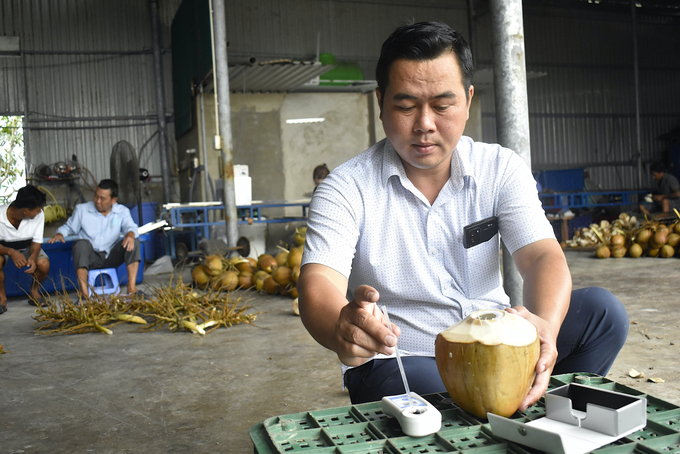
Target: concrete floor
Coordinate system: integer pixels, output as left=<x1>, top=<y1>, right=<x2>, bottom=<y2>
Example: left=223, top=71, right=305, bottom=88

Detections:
left=0, top=250, right=678, bottom=453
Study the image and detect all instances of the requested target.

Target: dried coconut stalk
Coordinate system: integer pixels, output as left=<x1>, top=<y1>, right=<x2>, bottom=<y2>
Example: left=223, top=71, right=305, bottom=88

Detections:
left=32, top=275, right=258, bottom=336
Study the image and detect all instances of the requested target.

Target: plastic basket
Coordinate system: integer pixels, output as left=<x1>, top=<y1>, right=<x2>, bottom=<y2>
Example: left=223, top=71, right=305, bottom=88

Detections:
left=251, top=373, right=680, bottom=453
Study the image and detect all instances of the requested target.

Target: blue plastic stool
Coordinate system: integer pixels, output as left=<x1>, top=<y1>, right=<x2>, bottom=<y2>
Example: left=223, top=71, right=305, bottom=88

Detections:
left=88, top=268, right=120, bottom=295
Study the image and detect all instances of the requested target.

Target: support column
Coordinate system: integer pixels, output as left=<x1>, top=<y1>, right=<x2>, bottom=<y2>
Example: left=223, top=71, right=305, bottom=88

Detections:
left=489, top=0, right=530, bottom=306
left=149, top=0, right=174, bottom=203
left=631, top=0, right=643, bottom=189
left=211, top=0, right=240, bottom=253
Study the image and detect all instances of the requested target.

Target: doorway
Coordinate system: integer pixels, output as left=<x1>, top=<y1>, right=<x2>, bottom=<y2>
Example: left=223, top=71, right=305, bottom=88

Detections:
left=0, top=116, right=25, bottom=203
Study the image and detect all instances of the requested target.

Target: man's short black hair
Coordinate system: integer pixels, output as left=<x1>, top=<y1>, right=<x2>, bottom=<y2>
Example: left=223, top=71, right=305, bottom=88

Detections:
left=375, top=21, right=474, bottom=106
left=650, top=162, right=667, bottom=174
left=11, top=185, right=47, bottom=210
left=98, top=179, right=119, bottom=199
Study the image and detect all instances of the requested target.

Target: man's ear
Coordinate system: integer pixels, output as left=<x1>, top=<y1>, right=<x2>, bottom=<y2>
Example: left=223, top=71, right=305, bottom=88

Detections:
left=466, top=85, right=475, bottom=120
left=375, top=88, right=383, bottom=121
left=112, top=197, right=118, bottom=205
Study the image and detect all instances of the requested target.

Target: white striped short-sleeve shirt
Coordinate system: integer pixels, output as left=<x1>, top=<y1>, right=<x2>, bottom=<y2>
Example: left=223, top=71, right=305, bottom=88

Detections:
left=302, top=136, right=555, bottom=360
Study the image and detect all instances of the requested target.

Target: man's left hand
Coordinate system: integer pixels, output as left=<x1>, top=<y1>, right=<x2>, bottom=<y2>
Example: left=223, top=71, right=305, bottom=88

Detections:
left=122, top=234, right=135, bottom=251
left=24, top=257, right=37, bottom=274
left=504, top=306, right=560, bottom=412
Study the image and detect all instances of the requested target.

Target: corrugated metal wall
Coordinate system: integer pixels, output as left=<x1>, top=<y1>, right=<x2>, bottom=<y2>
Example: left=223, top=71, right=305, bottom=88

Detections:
left=0, top=0, right=181, bottom=185
left=224, top=0, right=470, bottom=82
left=475, top=5, right=680, bottom=191
left=3, top=0, right=678, bottom=194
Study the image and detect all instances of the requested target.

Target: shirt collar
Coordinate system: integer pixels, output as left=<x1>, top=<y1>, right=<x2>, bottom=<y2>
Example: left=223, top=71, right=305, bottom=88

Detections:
left=381, top=140, right=407, bottom=187
left=85, top=201, right=120, bottom=215
left=380, top=137, right=477, bottom=192
left=450, top=138, right=476, bottom=192
left=0, top=205, right=11, bottom=227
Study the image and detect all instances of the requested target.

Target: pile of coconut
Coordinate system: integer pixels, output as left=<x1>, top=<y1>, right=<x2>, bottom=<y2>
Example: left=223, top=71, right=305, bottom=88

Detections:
left=566, top=212, right=680, bottom=258
left=190, top=227, right=305, bottom=299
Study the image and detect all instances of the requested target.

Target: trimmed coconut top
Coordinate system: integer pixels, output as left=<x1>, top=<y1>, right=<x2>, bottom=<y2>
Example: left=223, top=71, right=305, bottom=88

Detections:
left=439, top=309, right=538, bottom=347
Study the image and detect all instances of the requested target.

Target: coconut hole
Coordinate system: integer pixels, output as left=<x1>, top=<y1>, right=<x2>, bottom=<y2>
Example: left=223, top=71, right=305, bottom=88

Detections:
left=474, top=310, right=503, bottom=321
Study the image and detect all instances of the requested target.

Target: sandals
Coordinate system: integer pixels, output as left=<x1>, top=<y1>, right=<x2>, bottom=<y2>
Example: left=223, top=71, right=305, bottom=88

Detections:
left=28, top=297, right=48, bottom=307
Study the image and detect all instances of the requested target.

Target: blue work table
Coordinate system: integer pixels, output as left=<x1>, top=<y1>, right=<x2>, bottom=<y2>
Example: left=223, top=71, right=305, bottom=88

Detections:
left=540, top=190, right=647, bottom=210
left=162, top=200, right=310, bottom=259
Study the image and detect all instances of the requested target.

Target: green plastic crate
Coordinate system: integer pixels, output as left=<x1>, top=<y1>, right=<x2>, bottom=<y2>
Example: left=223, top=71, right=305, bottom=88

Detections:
left=251, top=373, right=680, bottom=454
left=638, top=433, right=680, bottom=453
left=648, top=408, right=680, bottom=431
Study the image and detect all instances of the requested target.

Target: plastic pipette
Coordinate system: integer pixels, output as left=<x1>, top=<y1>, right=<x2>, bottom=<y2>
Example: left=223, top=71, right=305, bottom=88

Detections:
left=381, top=305, right=415, bottom=409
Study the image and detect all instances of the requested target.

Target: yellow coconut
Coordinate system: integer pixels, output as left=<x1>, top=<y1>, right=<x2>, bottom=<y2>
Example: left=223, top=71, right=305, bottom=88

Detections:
left=667, top=233, right=680, bottom=248
left=238, top=271, right=254, bottom=289
left=636, top=228, right=652, bottom=244
left=253, top=270, right=270, bottom=284
left=595, top=245, right=611, bottom=259
left=650, top=230, right=668, bottom=249
left=610, top=234, right=625, bottom=248
left=628, top=243, right=643, bottom=258
left=293, top=227, right=307, bottom=246
left=287, top=246, right=303, bottom=268
left=288, top=286, right=299, bottom=299
left=291, top=264, right=301, bottom=285
left=263, top=276, right=280, bottom=295
left=205, top=254, right=224, bottom=277
left=258, top=254, right=278, bottom=273
left=435, top=309, right=539, bottom=419
left=235, top=259, right=254, bottom=274
left=660, top=244, right=675, bottom=258
left=273, top=265, right=292, bottom=286
left=275, top=250, right=289, bottom=267
left=214, top=270, right=239, bottom=291
left=611, top=246, right=627, bottom=258
left=191, top=265, right=211, bottom=289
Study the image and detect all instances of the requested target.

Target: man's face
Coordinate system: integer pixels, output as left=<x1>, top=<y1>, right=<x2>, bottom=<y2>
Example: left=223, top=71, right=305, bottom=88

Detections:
left=652, top=171, right=663, bottom=181
left=23, top=207, right=42, bottom=219
left=377, top=52, right=473, bottom=175
left=94, top=187, right=116, bottom=214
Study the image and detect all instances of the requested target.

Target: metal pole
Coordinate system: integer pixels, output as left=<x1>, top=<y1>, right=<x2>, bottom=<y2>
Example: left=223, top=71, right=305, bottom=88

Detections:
left=631, top=0, right=643, bottom=189
left=489, top=0, right=530, bottom=306
left=199, top=86, right=211, bottom=202
left=149, top=0, right=173, bottom=203
left=22, top=52, right=30, bottom=171
left=466, top=0, right=476, bottom=57
left=211, top=0, right=240, bottom=253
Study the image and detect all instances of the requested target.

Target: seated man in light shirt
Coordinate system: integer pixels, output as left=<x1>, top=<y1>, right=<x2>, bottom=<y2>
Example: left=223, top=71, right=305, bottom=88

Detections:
left=48, top=179, right=141, bottom=298
left=0, top=185, right=51, bottom=312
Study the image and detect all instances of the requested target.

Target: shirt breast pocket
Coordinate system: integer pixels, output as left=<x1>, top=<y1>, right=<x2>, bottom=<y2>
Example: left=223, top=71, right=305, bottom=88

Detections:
left=463, top=238, right=502, bottom=299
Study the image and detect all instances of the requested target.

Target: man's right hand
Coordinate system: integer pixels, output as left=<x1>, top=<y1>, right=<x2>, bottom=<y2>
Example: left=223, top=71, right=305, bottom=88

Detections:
left=333, top=285, right=400, bottom=367
left=9, top=249, right=28, bottom=268
left=47, top=233, right=65, bottom=244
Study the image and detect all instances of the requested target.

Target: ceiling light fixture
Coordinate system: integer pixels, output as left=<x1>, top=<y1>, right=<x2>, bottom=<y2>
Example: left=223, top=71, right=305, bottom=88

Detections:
left=285, top=117, right=325, bottom=124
